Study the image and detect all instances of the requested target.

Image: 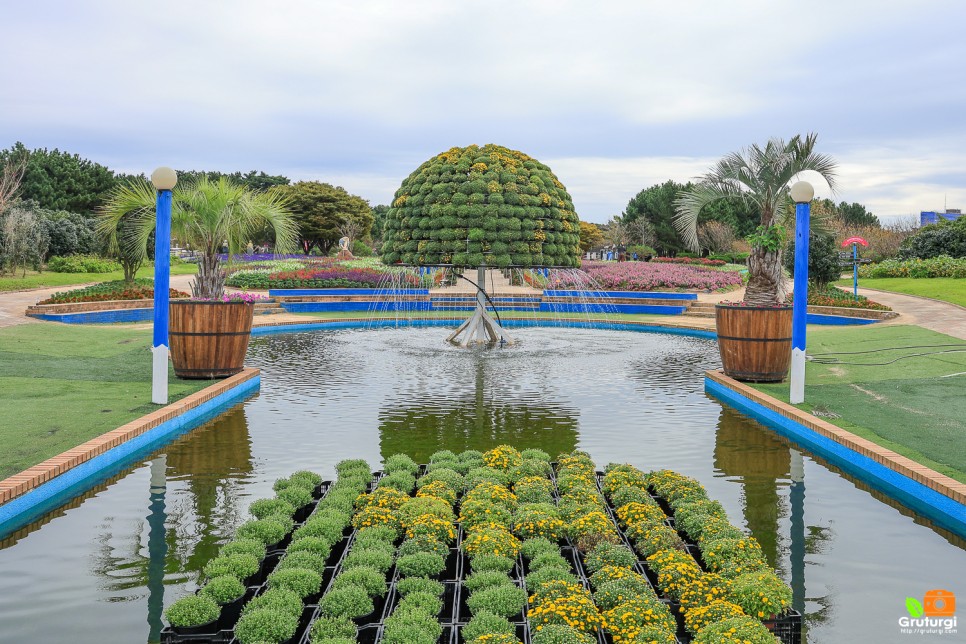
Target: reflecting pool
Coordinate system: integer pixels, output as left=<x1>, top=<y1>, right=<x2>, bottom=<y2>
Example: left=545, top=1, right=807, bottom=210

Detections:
left=0, top=327, right=963, bottom=643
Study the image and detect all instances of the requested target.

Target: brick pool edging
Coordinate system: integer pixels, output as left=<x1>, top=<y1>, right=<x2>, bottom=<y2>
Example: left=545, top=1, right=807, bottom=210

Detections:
left=0, top=369, right=260, bottom=535
left=705, top=370, right=966, bottom=538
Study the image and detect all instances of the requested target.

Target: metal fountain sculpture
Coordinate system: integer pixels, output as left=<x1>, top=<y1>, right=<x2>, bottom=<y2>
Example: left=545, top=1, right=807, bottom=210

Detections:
left=379, top=144, right=582, bottom=348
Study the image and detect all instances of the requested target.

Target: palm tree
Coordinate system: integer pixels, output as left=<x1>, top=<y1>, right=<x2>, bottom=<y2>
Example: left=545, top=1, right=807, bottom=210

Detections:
left=98, top=176, right=297, bottom=299
left=674, top=133, right=837, bottom=306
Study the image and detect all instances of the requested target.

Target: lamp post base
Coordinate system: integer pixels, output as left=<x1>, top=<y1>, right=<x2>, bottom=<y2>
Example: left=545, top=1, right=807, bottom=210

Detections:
left=152, top=344, right=169, bottom=405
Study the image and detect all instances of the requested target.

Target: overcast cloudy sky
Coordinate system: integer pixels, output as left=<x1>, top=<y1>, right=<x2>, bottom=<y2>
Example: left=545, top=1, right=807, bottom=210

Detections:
left=3, top=1, right=964, bottom=224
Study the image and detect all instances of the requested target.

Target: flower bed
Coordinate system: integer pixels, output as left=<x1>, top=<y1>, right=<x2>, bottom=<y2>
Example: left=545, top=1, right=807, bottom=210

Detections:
left=39, top=279, right=190, bottom=304
left=652, top=257, right=727, bottom=267
left=160, top=453, right=801, bottom=644
left=558, top=262, right=743, bottom=292
left=787, top=286, right=892, bottom=311
left=859, top=255, right=966, bottom=279
left=224, top=257, right=441, bottom=290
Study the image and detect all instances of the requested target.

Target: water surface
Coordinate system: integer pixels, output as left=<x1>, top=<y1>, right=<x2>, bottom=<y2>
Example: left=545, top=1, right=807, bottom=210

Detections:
left=0, top=327, right=963, bottom=643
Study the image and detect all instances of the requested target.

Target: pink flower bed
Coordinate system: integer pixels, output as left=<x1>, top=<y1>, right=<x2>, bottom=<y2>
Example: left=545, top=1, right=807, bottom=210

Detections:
left=570, top=261, right=743, bottom=291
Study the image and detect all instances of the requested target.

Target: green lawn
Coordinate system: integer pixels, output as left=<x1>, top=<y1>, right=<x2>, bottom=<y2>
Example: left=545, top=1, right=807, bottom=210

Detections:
left=837, top=277, right=966, bottom=308
left=0, top=324, right=213, bottom=478
left=0, top=262, right=197, bottom=292
left=753, top=324, right=966, bottom=484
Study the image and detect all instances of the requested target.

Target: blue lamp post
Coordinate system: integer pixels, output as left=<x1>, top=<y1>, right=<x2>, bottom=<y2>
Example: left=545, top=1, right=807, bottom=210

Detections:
left=789, top=180, right=814, bottom=404
left=150, top=167, right=177, bottom=405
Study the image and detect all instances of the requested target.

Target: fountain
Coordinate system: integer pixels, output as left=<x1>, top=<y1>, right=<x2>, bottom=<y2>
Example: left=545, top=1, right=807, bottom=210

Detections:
left=379, top=143, right=582, bottom=346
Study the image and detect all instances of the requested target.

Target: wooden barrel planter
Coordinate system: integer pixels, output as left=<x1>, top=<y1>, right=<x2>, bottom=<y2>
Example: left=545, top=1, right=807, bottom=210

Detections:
left=169, top=301, right=254, bottom=379
left=715, top=304, right=793, bottom=382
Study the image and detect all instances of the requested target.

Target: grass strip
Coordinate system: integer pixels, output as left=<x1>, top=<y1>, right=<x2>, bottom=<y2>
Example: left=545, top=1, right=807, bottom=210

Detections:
left=0, top=324, right=213, bottom=478
left=753, top=325, right=966, bottom=484
left=837, top=277, right=966, bottom=308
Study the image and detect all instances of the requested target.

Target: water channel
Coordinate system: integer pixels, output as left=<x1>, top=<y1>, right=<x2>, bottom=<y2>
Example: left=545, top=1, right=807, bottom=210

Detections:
left=0, top=327, right=963, bottom=643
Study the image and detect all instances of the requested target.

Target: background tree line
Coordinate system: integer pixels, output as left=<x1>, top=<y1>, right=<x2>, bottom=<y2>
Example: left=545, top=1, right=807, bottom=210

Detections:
left=0, top=142, right=377, bottom=275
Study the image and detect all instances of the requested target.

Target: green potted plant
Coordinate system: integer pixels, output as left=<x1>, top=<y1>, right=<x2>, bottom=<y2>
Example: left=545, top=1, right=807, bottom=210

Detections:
left=164, top=594, right=221, bottom=634
left=98, top=176, right=297, bottom=379
left=466, top=584, right=528, bottom=619
left=233, top=607, right=300, bottom=644
left=319, top=586, right=375, bottom=620
left=200, top=575, right=247, bottom=628
left=674, top=134, right=837, bottom=382
left=692, top=616, right=781, bottom=643
left=308, top=615, right=357, bottom=643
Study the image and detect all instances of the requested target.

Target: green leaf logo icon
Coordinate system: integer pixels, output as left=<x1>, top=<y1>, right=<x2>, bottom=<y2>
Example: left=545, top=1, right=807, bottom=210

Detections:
left=906, top=597, right=924, bottom=617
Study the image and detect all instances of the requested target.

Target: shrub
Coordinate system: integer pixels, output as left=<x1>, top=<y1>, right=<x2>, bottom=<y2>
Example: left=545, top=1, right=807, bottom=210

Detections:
left=464, top=466, right=510, bottom=490
left=482, top=445, right=523, bottom=470
left=463, top=611, right=515, bottom=640
left=730, top=570, right=793, bottom=619
left=633, top=524, right=686, bottom=558
left=646, top=550, right=703, bottom=600
left=356, top=487, right=410, bottom=512
left=335, top=458, right=370, bottom=478
left=342, top=547, right=394, bottom=573
left=520, top=537, right=558, bottom=560
left=47, top=254, right=122, bottom=273
left=464, top=481, right=518, bottom=509
left=528, top=592, right=602, bottom=633
left=526, top=566, right=580, bottom=589
left=784, top=228, right=842, bottom=288
left=242, top=588, right=303, bottom=618
left=234, top=607, right=299, bottom=644
left=277, top=485, right=313, bottom=510
left=235, top=517, right=289, bottom=546
left=382, top=609, right=443, bottom=644
left=467, top=584, right=527, bottom=618
left=460, top=500, right=514, bottom=531
left=462, top=526, right=521, bottom=559
left=384, top=453, right=419, bottom=475
left=416, top=468, right=464, bottom=492
left=351, top=505, right=402, bottom=535
left=470, top=554, right=516, bottom=574
left=530, top=624, right=596, bottom=644
left=249, top=498, right=296, bottom=520
left=399, top=591, right=443, bottom=616
left=898, top=219, right=966, bottom=260
left=200, top=575, right=246, bottom=605
left=861, top=255, right=966, bottom=278
left=276, top=551, right=327, bottom=575
left=406, top=514, right=457, bottom=544
left=416, top=480, right=457, bottom=506
left=592, top=576, right=655, bottom=611
left=290, top=469, right=323, bottom=488
left=220, top=538, right=266, bottom=561
left=509, top=458, right=552, bottom=482
left=396, top=552, right=446, bottom=578
left=692, top=616, right=780, bottom=643
left=398, top=534, right=449, bottom=558
left=465, top=570, right=515, bottom=593
left=528, top=551, right=570, bottom=572
left=330, top=565, right=388, bottom=597
left=683, top=599, right=747, bottom=635
left=203, top=553, right=260, bottom=581
left=602, top=596, right=677, bottom=639
left=319, top=586, right=374, bottom=619
left=396, top=576, right=444, bottom=598
left=584, top=542, right=636, bottom=573
left=513, top=476, right=553, bottom=504
left=701, top=538, right=767, bottom=576
left=308, top=616, right=357, bottom=643
left=679, top=572, right=733, bottom=610
left=609, top=485, right=652, bottom=509
left=268, top=567, right=322, bottom=599
left=286, top=536, right=334, bottom=558
left=164, top=594, right=220, bottom=627
left=513, top=505, right=565, bottom=541
left=697, top=517, right=745, bottom=546
left=377, top=471, right=416, bottom=493
left=352, top=524, right=399, bottom=547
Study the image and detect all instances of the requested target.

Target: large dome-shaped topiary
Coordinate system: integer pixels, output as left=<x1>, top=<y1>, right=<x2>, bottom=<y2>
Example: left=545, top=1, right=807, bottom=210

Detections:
left=381, top=144, right=581, bottom=268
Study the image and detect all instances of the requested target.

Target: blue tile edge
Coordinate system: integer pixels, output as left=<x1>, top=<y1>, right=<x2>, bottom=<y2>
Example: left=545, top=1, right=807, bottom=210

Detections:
left=251, top=318, right=718, bottom=339
left=0, top=374, right=261, bottom=538
left=704, top=376, right=966, bottom=539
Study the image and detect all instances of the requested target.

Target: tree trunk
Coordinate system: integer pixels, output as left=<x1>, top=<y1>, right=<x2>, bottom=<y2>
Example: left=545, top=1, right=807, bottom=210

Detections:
left=744, top=246, right=786, bottom=306
left=192, top=254, right=226, bottom=300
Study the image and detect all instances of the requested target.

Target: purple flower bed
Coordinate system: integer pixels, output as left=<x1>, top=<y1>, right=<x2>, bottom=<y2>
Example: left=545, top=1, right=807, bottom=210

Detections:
left=570, top=261, right=743, bottom=291
left=216, top=253, right=317, bottom=262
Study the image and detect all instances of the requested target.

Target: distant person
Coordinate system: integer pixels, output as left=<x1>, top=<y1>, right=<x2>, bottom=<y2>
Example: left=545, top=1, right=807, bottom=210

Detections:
left=632, top=252, right=638, bottom=261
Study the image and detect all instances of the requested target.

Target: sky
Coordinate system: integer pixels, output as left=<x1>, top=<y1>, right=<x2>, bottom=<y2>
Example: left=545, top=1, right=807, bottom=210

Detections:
left=2, top=0, right=964, bottom=225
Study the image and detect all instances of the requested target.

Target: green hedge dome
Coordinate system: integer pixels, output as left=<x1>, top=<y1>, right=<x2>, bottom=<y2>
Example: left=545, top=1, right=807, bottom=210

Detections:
left=381, top=144, right=581, bottom=267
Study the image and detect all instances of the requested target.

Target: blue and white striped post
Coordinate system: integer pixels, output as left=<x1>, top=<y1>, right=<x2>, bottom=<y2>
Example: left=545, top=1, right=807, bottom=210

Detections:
left=150, top=167, right=177, bottom=405
left=789, top=181, right=814, bottom=404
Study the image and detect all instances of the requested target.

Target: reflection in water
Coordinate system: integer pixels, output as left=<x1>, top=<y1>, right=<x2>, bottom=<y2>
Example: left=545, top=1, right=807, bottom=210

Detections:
left=379, top=359, right=578, bottom=462
left=146, top=456, right=167, bottom=643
